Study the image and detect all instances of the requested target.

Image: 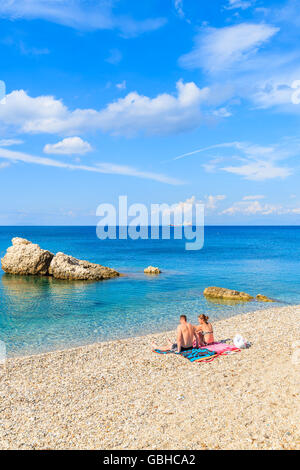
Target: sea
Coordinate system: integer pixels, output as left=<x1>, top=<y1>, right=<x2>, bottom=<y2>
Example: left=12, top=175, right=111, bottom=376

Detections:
left=0, top=226, right=299, bottom=357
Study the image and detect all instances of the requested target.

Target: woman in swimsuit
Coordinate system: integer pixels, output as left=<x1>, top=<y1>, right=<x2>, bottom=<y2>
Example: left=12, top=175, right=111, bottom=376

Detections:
left=195, top=314, right=214, bottom=346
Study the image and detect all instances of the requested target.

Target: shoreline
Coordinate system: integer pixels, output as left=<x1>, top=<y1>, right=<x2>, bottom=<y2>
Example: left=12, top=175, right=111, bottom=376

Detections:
left=4, top=299, right=293, bottom=360
left=1, top=305, right=299, bottom=449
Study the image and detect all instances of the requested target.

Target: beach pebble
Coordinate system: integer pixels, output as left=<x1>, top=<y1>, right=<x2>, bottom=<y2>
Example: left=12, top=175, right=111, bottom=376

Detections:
left=1, top=305, right=299, bottom=450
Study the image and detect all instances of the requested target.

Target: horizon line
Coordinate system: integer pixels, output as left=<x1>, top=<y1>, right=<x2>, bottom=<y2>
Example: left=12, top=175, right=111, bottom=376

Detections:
left=0, top=224, right=300, bottom=228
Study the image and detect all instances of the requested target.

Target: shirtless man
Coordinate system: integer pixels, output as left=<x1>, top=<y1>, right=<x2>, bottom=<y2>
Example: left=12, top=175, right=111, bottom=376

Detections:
left=152, top=315, right=196, bottom=353
left=174, top=315, right=196, bottom=353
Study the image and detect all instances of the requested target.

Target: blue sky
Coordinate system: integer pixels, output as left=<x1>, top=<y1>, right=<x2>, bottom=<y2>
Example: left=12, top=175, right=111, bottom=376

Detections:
left=0, top=0, right=300, bottom=225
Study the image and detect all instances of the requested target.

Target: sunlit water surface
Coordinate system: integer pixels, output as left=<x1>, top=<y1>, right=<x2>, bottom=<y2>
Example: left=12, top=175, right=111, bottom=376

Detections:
left=0, top=226, right=299, bottom=357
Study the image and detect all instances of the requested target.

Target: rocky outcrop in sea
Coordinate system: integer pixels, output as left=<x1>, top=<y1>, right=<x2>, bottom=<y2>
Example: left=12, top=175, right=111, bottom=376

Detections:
left=1, top=238, right=119, bottom=281
left=48, top=252, right=119, bottom=281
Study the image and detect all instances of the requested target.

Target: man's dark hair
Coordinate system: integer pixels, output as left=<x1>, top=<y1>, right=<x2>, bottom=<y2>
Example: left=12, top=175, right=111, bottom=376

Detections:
left=180, top=315, right=187, bottom=321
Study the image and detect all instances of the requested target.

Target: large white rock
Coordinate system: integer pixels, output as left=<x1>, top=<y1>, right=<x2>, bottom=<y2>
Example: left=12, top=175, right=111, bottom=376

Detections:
left=48, top=252, right=119, bottom=281
left=12, top=237, right=32, bottom=246
left=1, top=238, right=120, bottom=281
left=1, top=238, right=54, bottom=275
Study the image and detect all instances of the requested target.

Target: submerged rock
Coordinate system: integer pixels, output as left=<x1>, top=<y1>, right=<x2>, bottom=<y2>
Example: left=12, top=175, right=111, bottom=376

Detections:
left=256, top=294, right=274, bottom=302
left=48, top=252, right=119, bottom=281
left=1, top=238, right=54, bottom=276
left=1, top=238, right=119, bottom=281
left=144, top=266, right=161, bottom=274
left=203, top=286, right=253, bottom=301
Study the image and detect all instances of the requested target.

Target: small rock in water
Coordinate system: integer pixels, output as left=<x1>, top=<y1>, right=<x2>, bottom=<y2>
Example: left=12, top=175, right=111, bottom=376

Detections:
left=256, top=294, right=274, bottom=302
left=203, top=286, right=253, bottom=301
left=144, top=266, right=161, bottom=274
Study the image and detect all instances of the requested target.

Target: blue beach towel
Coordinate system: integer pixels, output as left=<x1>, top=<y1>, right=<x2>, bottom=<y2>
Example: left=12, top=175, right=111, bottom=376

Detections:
left=153, top=347, right=217, bottom=363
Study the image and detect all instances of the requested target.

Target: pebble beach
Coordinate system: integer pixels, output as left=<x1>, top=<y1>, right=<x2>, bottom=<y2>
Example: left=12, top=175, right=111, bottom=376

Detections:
left=0, top=305, right=299, bottom=450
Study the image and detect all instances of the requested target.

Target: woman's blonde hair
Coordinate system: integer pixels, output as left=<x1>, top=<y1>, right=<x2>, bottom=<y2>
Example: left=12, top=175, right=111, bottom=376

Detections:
left=198, top=314, right=209, bottom=323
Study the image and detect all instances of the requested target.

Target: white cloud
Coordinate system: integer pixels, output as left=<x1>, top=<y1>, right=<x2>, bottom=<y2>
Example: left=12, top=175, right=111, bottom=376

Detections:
left=252, top=74, right=300, bottom=109
left=242, top=195, right=265, bottom=200
left=116, top=80, right=126, bottom=90
left=0, top=81, right=210, bottom=137
left=0, top=138, right=23, bottom=146
left=175, top=5, right=300, bottom=116
left=225, top=0, right=255, bottom=10
left=0, top=161, right=10, bottom=169
left=221, top=196, right=300, bottom=216
left=156, top=194, right=225, bottom=220
left=158, top=196, right=197, bottom=217
left=179, top=23, right=279, bottom=72
left=213, top=107, right=232, bottom=118
left=0, top=147, right=183, bottom=185
left=222, top=199, right=281, bottom=215
left=222, top=159, right=292, bottom=181
left=43, top=137, right=92, bottom=155
left=97, top=80, right=209, bottom=136
left=222, top=161, right=290, bottom=181
left=0, top=0, right=166, bottom=37
left=205, top=195, right=226, bottom=210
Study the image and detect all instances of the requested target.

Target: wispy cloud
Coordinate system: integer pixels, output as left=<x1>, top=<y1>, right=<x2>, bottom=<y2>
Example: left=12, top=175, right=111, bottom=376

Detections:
left=0, top=138, right=23, bottom=146
left=0, top=0, right=166, bottom=37
left=272, top=0, right=300, bottom=28
left=221, top=196, right=300, bottom=216
left=0, top=147, right=183, bottom=185
left=213, top=107, right=232, bottom=118
left=242, top=195, right=265, bottom=200
left=174, top=0, right=185, bottom=19
left=173, top=140, right=296, bottom=181
left=2, top=36, right=50, bottom=55
left=222, top=159, right=292, bottom=181
left=0, top=161, right=10, bottom=169
left=178, top=16, right=300, bottom=115
left=179, top=23, right=279, bottom=72
left=202, top=158, right=224, bottom=173
left=224, top=0, right=256, bottom=10
left=221, top=199, right=281, bottom=215
left=174, top=142, right=241, bottom=160
left=106, top=48, right=122, bottom=65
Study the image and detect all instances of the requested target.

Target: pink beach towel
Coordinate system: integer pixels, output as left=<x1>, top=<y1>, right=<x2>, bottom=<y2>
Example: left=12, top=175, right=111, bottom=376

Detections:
left=200, top=342, right=240, bottom=355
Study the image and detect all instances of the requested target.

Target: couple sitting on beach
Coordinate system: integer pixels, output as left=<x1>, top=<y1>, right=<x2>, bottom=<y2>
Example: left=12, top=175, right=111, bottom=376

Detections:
left=154, top=314, right=214, bottom=354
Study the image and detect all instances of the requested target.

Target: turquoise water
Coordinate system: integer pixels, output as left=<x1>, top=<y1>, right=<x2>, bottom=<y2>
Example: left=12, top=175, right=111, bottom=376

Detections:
left=0, top=226, right=299, bottom=357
